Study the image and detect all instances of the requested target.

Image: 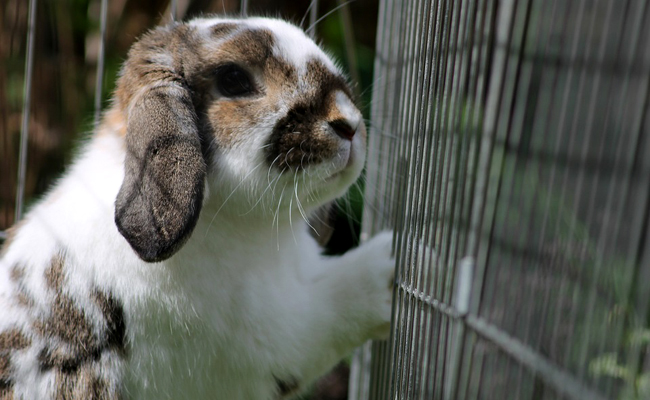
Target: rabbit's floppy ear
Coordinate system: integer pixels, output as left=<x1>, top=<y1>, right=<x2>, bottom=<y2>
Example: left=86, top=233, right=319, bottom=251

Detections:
left=114, top=25, right=206, bottom=262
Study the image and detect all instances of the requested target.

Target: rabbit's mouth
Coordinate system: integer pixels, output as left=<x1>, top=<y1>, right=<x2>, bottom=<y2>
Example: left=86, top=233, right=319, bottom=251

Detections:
left=325, top=141, right=358, bottom=178
left=323, top=156, right=351, bottom=182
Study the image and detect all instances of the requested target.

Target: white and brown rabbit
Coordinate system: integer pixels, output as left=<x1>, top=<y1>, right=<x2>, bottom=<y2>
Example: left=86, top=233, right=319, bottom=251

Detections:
left=0, top=16, right=394, bottom=400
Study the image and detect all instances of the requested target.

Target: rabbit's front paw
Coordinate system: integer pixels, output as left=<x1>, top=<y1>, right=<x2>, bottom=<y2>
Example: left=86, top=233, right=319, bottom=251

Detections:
left=354, top=231, right=395, bottom=340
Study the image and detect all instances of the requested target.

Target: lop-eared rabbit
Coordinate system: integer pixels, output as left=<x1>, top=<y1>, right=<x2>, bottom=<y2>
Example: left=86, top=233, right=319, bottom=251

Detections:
left=0, top=16, right=394, bottom=399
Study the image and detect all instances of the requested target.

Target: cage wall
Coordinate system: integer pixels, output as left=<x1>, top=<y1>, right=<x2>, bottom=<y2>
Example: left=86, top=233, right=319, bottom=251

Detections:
left=351, top=0, right=650, bottom=399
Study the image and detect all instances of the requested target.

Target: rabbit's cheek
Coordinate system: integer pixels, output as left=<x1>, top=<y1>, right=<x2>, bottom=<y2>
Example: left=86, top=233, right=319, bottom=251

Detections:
left=207, top=100, right=267, bottom=148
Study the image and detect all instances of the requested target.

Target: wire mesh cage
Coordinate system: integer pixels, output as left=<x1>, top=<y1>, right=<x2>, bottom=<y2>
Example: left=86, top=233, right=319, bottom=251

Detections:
left=351, top=0, right=650, bottom=399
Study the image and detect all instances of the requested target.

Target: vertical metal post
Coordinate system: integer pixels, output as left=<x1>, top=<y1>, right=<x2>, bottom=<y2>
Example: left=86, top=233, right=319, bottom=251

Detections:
left=309, top=1, right=319, bottom=38
left=240, top=0, right=248, bottom=16
left=170, top=0, right=178, bottom=21
left=446, top=256, right=474, bottom=400
left=93, top=0, right=108, bottom=129
left=336, top=0, right=360, bottom=98
left=15, top=0, right=38, bottom=223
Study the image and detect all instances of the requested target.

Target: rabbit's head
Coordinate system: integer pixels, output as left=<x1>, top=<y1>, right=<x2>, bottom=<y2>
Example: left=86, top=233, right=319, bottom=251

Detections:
left=113, top=17, right=366, bottom=262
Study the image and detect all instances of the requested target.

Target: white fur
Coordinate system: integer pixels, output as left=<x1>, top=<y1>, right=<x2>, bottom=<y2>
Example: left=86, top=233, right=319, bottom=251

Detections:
left=0, top=17, right=394, bottom=400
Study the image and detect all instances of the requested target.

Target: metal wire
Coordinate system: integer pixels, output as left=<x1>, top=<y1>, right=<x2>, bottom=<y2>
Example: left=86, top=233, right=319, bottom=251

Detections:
left=336, top=0, right=360, bottom=98
left=352, top=0, right=650, bottom=399
left=94, top=0, right=109, bottom=129
left=170, top=0, right=177, bottom=20
left=14, top=0, right=38, bottom=223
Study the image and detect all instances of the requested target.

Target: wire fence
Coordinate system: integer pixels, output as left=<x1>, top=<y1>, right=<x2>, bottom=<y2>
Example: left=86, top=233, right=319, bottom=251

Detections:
left=351, top=0, right=650, bottom=399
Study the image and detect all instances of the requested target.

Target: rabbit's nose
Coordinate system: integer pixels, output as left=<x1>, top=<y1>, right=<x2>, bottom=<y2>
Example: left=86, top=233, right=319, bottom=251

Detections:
left=328, top=90, right=361, bottom=141
left=329, top=119, right=356, bottom=141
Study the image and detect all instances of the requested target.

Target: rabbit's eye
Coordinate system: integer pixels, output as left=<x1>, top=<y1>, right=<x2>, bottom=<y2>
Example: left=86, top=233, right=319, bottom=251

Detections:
left=215, top=65, right=255, bottom=97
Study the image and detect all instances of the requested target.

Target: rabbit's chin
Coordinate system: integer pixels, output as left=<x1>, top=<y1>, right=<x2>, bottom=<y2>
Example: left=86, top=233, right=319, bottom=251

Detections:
left=310, top=139, right=364, bottom=183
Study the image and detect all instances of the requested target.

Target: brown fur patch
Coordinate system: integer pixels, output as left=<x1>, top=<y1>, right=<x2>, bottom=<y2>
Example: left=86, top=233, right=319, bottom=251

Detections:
left=45, top=254, right=66, bottom=290
left=54, top=365, right=118, bottom=400
left=0, top=330, right=30, bottom=351
left=304, top=60, right=353, bottom=101
left=38, top=293, right=95, bottom=350
left=36, top=254, right=127, bottom=375
left=206, top=99, right=265, bottom=147
left=115, top=24, right=196, bottom=111
left=9, top=264, right=34, bottom=308
left=92, top=291, right=126, bottom=353
left=8, top=266, right=24, bottom=284
left=35, top=289, right=125, bottom=372
left=0, top=329, right=30, bottom=398
left=35, top=289, right=126, bottom=387
left=217, top=28, right=297, bottom=90
left=15, top=292, right=33, bottom=308
left=0, top=349, right=15, bottom=399
left=210, top=23, right=238, bottom=38
left=38, top=290, right=125, bottom=399
left=262, top=57, right=298, bottom=106
left=220, top=29, right=275, bottom=66
left=0, top=353, right=10, bottom=384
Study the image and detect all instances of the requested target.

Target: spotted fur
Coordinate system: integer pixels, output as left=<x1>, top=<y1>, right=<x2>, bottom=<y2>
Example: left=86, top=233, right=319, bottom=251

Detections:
left=0, top=16, right=393, bottom=400
left=0, top=252, right=126, bottom=399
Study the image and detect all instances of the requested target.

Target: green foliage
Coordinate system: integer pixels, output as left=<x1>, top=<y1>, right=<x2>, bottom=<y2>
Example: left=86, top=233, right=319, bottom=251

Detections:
left=590, top=328, right=650, bottom=400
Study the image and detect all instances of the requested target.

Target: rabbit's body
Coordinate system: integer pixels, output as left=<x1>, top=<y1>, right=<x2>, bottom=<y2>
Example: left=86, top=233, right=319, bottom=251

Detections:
left=0, top=17, right=393, bottom=400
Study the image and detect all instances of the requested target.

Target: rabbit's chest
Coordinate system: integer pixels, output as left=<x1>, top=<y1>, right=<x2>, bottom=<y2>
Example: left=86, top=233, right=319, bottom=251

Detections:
left=121, top=245, right=312, bottom=399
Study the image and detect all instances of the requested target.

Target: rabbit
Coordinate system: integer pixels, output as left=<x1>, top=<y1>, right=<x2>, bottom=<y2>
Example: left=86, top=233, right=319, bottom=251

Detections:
left=0, top=16, right=395, bottom=400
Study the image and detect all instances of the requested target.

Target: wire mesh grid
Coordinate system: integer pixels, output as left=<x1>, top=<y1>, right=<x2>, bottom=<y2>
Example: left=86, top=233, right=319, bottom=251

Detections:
left=351, top=0, right=650, bottom=399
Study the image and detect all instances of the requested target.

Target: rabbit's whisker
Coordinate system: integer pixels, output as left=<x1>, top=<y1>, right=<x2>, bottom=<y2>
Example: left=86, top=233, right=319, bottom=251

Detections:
left=270, top=167, right=287, bottom=197
left=273, top=182, right=288, bottom=251
left=205, top=162, right=264, bottom=236
left=267, top=154, right=283, bottom=184
left=299, top=0, right=317, bottom=30
left=305, top=0, right=356, bottom=37
left=289, top=182, right=297, bottom=245
left=240, top=172, right=281, bottom=217
left=294, top=172, right=316, bottom=235
left=284, top=147, right=296, bottom=170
